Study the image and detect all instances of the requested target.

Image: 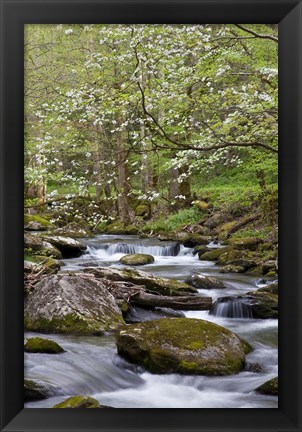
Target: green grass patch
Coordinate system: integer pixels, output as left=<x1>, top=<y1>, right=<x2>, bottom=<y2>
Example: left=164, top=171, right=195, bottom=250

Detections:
left=143, top=207, right=203, bottom=233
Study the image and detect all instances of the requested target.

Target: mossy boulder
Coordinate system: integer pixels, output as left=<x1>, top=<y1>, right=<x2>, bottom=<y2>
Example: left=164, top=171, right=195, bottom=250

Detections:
left=217, top=283, right=278, bottom=319
left=24, top=214, right=54, bottom=231
left=40, top=235, right=87, bottom=258
left=84, top=267, right=197, bottom=296
left=185, top=273, right=226, bottom=289
left=198, top=246, right=231, bottom=261
left=180, top=233, right=210, bottom=248
left=24, top=274, right=125, bottom=334
left=53, top=396, right=100, bottom=408
left=104, top=220, right=139, bottom=235
left=135, top=204, right=150, bottom=219
left=261, top=260, right=277, bottom=275
left=256, top=377, right=278, bottom=395
left=246, top=283, right=278, bottom=318
left=216, top=249, right=256, bottom=270
left=24, top=233, right=62, bottom=259
left=225, top=237, right=264, bottom=251
left=120, top=254, right=155, bottom=266
left=192, top=245, right=209, bottom=256
left=24, top=255, right=61, bottom=272
left=116, top=318, right=250, bottom=375
left=204, top=212, right=227, bottom=229
left=219, top=265, right=245, bottom=274
left=217, top=221, right=238, bottom=241
left=24, top=337, right=64, bottom=354
left=24, top=379, right=55, bottom=401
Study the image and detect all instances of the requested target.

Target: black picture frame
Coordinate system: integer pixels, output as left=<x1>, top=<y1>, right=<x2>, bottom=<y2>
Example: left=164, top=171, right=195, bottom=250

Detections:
left=1, top=0, right=301, bottom=431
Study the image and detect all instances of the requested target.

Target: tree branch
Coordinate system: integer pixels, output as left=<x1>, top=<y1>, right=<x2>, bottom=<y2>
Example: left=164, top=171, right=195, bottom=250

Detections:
left=234, top=25, right=278, bottom=43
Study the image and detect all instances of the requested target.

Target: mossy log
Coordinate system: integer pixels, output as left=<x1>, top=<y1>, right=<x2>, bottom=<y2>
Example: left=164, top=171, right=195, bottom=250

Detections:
left=130, top=290, right=212, bottom=311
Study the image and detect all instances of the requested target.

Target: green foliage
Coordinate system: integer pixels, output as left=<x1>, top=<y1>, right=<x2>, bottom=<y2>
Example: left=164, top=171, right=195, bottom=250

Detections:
left=143, top=207, right=202, bottom=233
left=24, top=24, right=278, bottom=225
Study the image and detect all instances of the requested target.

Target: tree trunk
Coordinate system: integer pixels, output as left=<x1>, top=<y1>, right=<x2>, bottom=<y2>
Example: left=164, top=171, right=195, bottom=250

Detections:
left=179, top=165, right=192, bottom=206
left=130, top=290, right=212, bottom=311
left=93, top=139, right=102, bottom=203
left=117, top=128, right=131, bottom=226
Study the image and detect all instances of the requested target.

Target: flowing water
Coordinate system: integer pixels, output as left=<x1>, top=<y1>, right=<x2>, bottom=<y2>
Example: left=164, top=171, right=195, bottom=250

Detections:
left=25, top=234, right=278, bottom=408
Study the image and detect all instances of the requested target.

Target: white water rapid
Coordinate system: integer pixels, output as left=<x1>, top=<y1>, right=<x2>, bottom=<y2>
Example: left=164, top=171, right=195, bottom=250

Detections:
left=25, top=234, right=278, bottom=408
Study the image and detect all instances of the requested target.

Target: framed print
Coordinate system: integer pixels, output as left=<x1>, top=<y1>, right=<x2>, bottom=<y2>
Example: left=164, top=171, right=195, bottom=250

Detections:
left=1, top=0, right=301, bottom=431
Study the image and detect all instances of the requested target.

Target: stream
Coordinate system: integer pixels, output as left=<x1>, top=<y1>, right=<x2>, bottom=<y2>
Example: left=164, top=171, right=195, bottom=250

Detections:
left=25, top=234, right=278, bottom=408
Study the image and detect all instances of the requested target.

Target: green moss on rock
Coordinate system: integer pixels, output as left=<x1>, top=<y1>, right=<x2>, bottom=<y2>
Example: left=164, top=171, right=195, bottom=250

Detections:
left=219, top=265, right=245, bottom=274
left=104, top=220, right=139, bottom=235
left=24, top=379, right=54, bottom=401
left=53, top=395, right=100, bottom=408
left=217, top=249, right=256, bottom=270
left=225, top=237, right=264, bottom=251
left=135, top=204, right=150, bottom=218
left=24, top=233, right=62, bottom=259
left=116, top=318, right=250, bottom=375
left=120, top=254, right=155, bottom=266
left=84, top=267, right=197, bottom=296
left=24, top=214, right=54, bottom=231
left=24, top=274, right=125, bottom=334
left=24, top=255, right=61, bottom=271
left=182, top=234, right=210, bottom=248
left=24, top=337, right=64, bottom=353
left=199, top=247, right=231, bottom=261
left=193, top=245, right=209, bottom=256
left=256, top=377, right=278, bottom=395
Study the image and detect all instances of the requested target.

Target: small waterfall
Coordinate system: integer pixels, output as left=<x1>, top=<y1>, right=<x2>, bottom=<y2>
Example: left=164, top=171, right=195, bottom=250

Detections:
left=88, top=242, right=181, bottom=257
left=211, top=298, right=253, bottom=319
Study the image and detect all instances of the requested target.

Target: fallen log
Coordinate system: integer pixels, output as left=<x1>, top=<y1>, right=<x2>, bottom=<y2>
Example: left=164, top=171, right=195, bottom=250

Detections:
left=226, top=214, right=260, bottom=237
left=129, top=290, right=212, bottom=311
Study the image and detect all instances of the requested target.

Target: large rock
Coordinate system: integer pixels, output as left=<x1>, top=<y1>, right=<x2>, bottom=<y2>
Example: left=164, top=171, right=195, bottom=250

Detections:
left=24, top=255, right=61, bottom=272
left=24, top=214, right=54, bottom=231
left=103, top=220, right=139, bottom=235
left=84, top=267, right=197, bottom=296
left=246, top=283, right=278, bottom=318
left=199, top=247, right=231, bottom=261
left=24, top=274, right=125, bottom=334
left=225, top=237, right=264, bottom=251
left=255, top=377, right=278, bottom=396
left=192, top=245, right=209, bottom=256
left=213, top=283, right=278, bottom=319
left=185, top=273, right=226, bottom=289
left=53, top=396, right=100, bottom=408
left=24, top=233, right=62, bottom=259
left=120, top=254, right=155, bottom=266
left=116, top=318, right=251, bottom=375
left=181, top=233, right=210, bottom=248
left=216, top=249, right=257, bottom=271
left=24, top=379, right=56, bottom=401
left=24, top=337, right=64, bottom=354
left=40, top=235, right=87, bottom=258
